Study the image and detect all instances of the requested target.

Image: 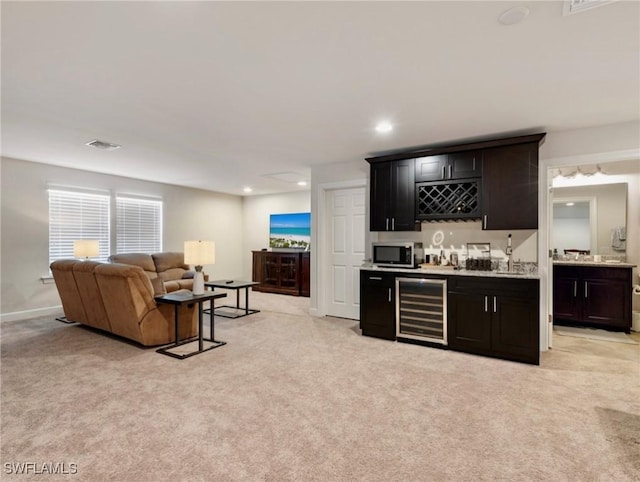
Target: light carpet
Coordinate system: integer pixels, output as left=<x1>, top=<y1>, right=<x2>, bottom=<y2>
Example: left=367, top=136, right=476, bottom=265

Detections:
left=1, top=291, right=639, bottom=481
left=555, top=325, right=638, bottom=345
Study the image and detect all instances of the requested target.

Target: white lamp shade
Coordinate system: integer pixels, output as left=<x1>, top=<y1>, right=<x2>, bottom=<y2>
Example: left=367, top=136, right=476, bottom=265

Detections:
left=184, top=240, right=216, bottom=266
left=74, top=240, right=99, bottom=258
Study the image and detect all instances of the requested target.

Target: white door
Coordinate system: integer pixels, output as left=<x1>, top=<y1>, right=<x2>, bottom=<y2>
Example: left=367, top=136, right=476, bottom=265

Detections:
left=325, top=187, right=366, bottom=319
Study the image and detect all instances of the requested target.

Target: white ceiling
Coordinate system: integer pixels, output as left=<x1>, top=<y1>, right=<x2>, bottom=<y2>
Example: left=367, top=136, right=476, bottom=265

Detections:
left=2, top=1, right=639, bottom=196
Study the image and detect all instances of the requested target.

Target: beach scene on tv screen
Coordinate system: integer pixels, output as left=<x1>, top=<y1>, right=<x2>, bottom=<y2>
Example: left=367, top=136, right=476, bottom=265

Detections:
left=269, top=212, right=310, bottom=250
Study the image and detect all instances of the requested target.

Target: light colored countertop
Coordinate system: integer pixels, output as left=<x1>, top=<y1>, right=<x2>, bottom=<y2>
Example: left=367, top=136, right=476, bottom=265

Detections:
left=359, top=266, right=539, bottom=279
left=553, top=261, right=636, bottom=268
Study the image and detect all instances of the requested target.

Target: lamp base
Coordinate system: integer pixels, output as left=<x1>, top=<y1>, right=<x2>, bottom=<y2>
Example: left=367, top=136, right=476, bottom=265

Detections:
left=193, top=271, right=205, bottom=295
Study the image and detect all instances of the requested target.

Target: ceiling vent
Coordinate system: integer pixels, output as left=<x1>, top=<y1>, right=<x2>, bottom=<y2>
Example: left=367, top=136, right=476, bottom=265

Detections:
left=563, top=0, right=617, bottom=15
left=262, top=171, right=309, bottom=184
left=85, top=139, right=121, bottom=151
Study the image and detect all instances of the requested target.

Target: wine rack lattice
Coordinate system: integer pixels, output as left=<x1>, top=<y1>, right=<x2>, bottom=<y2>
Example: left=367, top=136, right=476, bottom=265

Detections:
left=417, top=181, right=480, bottom=218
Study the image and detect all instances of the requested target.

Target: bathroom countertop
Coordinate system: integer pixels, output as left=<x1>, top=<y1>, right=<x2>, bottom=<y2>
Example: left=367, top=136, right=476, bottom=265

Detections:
left=553, top=261, right=636, bottom=268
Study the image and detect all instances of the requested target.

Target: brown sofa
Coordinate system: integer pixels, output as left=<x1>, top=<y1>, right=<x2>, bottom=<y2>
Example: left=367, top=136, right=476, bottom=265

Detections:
left=108, top=252, right=196, bottom=293
left=50, top=259, right=197, bottom=346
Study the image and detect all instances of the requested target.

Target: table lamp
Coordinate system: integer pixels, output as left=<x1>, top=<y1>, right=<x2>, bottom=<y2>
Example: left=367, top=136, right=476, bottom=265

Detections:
left=184, top=240, right=215, bottom=295
left=73, top=240, right=99, bottom=260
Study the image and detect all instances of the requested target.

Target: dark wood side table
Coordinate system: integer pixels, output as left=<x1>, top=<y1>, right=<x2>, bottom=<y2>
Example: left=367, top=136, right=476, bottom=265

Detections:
left=204, top=280, right=261, bottom=319
left=155, top=290, right=227, bottom=359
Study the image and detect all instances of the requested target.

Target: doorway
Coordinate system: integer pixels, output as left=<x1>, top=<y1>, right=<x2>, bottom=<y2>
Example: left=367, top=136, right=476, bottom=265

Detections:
left=545, top=161, right=636, bottom=350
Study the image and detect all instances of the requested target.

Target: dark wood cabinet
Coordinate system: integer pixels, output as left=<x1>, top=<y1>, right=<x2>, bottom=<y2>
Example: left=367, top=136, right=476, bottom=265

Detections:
left=252, top=251, right=310, bottom=297
left=360, top=271, right=396, bottom=340
left=367, top=133, right=545, bottom=230
left=369, top=159, right=418, bottom=231
left=448, top=291, right=492, bottom=351
left=552, top=266, right=581, bottom=320
left=415, top=151, right=482, bottom=182
left=481, top=142, right=539, bottom=230
left=553, top=265, right=632, bottom=331
left=300, top=252, right=311, bottom=297
left=358, top=269, right=540, bottom=363
left=448, top=276, right=540, bottom=364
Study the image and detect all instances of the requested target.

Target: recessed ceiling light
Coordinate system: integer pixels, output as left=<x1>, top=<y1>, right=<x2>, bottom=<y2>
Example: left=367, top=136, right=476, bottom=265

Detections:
left=566, top=202, right=575, bottom=206
left=297, top=181, right=308, bottom=187
left=375, top=121, right=393, bottom=133
left=243, top=187, right=253, bottom=193
left=498, top=6, right=530, bottom=25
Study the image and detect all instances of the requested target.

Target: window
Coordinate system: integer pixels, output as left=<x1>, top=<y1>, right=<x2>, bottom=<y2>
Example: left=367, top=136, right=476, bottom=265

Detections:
left=116, top=196, right=163, bottom=254
left=48, top=189, right=111, bottom=264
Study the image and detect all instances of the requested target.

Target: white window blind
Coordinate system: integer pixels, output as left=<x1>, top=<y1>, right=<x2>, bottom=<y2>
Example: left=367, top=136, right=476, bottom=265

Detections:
left=116, top=196, right=163, bottom=254
left=48, top=189, right=111, bottom=264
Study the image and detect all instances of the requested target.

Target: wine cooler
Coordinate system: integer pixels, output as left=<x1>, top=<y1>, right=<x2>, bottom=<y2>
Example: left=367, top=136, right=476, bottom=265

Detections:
left=396, top=277, right=447, bottom=345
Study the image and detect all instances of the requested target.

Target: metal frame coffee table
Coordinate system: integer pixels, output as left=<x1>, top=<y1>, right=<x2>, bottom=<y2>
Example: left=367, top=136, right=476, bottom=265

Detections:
left=204, top=280, right=260, bottom=319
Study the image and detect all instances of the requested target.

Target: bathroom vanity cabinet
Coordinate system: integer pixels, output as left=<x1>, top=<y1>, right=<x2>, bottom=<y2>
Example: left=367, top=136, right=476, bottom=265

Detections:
left=553, top=264, right=633, bottom=332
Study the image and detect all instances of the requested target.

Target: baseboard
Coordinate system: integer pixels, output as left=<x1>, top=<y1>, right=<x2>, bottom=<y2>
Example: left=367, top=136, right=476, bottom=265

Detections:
left=0, top=305, right=63, bottom=323
left=309, top=307, right=320, bottom=317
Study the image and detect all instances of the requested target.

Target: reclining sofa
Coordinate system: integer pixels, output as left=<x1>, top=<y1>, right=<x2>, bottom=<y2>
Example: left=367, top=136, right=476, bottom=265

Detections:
left=50, top=259, right=197, bottom=346
left=108, top=252, right=196, bottom=293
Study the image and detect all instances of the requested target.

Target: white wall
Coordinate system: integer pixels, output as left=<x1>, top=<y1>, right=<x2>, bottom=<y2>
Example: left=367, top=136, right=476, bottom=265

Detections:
left=0, top=157, right=244, bottom=320
left=552, top=218, right=591, bottom=254
left=241, top=191, right=310, bottom=281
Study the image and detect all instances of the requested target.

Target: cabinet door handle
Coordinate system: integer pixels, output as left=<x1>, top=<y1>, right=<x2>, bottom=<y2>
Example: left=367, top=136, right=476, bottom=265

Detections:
left=442, top=165, right=446, bottom=179
left=388, top=288, right=391, bottom=302
left=483, top=215, right=487, bottom=229
left=493, top=296, right=497, bottom=313
left=484, top=295, right=488, bottom=312
left=369, top=276, right=382, bottom=281
left=584, top=282, right=588, bottom=298
left=448, top=165, right=452, bottom=179
left=573, top=281, right=577, bottom=297
left=386, top=218, right=389, bottom=231
left=392, top=218, right=395, bottom=230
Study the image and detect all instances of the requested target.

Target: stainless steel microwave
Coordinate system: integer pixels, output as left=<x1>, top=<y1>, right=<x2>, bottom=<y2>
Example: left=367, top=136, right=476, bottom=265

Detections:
left=372, top=242, right=422, bottom=268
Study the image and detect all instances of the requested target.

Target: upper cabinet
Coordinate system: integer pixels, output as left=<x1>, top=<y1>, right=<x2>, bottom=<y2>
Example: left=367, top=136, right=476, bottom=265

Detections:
left=367, top=133, right=545, bottom=231
left=415, top=150, right=482, bottom=182
left=369, top=159, right=418, bottom=231
left=482, top=142, right=539, bottom=230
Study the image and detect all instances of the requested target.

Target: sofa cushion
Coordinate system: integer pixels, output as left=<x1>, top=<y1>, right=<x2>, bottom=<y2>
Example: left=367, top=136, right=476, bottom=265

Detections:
left=108, top=253, right=158, bottom=279
left=50, top=259, right=88, bottom=323
left=94, top=263, right=158, bottom=343
left=152, top=252, right=188, bottom=272
left=150, top=276, right=167, bottom=296
left=152, top=252, right=189, bottom=282
left=72, top=260, right=112, bottom=332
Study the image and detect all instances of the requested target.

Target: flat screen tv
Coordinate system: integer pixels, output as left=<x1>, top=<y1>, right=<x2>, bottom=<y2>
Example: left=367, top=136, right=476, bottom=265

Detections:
left=269, top=212, right=310, bottom=250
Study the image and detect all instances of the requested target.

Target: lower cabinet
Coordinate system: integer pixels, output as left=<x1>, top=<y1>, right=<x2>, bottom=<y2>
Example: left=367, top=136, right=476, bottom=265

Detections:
left=252, top=251, right=310, bottom=297
left=359, top=270, right=541, bottom=364
left=553, top=265, right=632, bottom=331
left=448, top=276, right=540, bottom=365
left=360, top=270, right=396, bottom=340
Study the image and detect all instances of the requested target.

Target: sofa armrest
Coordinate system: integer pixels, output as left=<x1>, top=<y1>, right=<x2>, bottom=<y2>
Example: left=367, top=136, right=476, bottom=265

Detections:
left=182, top=271, right=195, bottom=279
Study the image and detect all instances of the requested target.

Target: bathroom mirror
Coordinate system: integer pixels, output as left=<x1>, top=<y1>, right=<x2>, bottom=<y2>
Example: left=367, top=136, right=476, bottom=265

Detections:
left=552, top=183, right=627, bottom=255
